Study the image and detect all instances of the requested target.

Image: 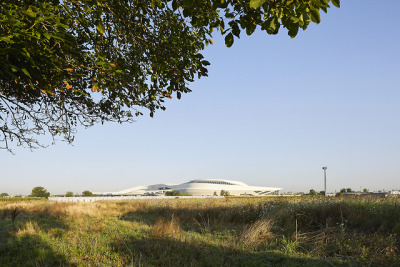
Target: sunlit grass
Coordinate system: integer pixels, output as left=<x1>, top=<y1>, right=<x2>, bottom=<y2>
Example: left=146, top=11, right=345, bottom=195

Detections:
left=0, top=196, right=399, bottom=266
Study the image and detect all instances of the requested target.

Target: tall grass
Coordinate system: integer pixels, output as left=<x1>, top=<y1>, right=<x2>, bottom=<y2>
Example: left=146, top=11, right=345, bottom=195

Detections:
left=0, top=197, right=399, bottom=266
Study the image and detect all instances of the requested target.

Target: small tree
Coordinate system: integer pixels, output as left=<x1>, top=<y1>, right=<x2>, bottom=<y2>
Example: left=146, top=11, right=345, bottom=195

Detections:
left=65, top=191, right=73, bottom=197
left=82, top=190, right=93, bottom=197
left=0, top=193, right=9, bottom=198
left=346, top=188, right=353, bottom=193
left=220, top=190, right=230, bottom=196
left=30, top=187, right=50, bottom=199
left=309, top=189, right=317, bottom=195
left=213, top=191, right=218, bottom=196
left=340, top=188, right=346, bottom=193
left=362, top=188, right=369, bottom=193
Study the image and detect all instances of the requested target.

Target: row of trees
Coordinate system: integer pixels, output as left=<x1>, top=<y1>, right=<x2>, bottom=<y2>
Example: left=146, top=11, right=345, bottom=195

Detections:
left=307, top=188, right=369, bottom=196
left=165, top=190, right=231, bottom=196
left=65, top=190, right=93, bottom=197
left=1, top=188, right=95, bottom=198
left=29, top=187, right=94, bottom=198
left=165, top=190, right=191, bottom=196
left=215, top=190, right=231, bottom=196
left=4, top=187, right=372, bottom=198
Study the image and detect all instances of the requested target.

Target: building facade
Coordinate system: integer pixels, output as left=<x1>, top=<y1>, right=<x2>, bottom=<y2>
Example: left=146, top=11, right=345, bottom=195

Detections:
left=99, top=179, right=282, bottom=196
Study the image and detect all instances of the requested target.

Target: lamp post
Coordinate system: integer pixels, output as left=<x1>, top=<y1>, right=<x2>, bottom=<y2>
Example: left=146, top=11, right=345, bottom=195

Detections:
left=322, top=166, right=327, bottom=196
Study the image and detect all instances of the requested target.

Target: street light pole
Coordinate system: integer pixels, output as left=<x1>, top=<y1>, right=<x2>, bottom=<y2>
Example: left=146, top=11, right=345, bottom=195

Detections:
left=322, top=166, right=327, bottom=196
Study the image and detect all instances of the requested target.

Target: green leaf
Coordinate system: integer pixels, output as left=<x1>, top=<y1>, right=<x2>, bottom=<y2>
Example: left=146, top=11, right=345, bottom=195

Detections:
left=331, top=0, right=340, bottom=8
left=97, top=23, right=105, bottom=34
left=230, top=22, right=240, bottom=37
left=0, top=36, right=13, bottom=43
left=51, top=35, right=64, bottom=41
left=23, top=48, right=30, bottom=58
left=246, top=24, right=256, bottom=35
left=290, top=17, right=299, bottom=24
left=286, top=16, right=299, bottom=38
left=172, top=0, right=178, bottom=10
left=225, top=33, right=234, bottom=47
left=250, top=0, right=267, bottom=9
left=26, top=7, right=36, bottom=18
left=287, top=24, right=299, bottom=38
left=302, top=12, right=311, bottom=23
left=43, top=32, right=51, bottom=40
left=309, top=7, right=321, bottom=24
left=58, top=24, right=70, bottom=29
left=264, top=17, right=279, bottom=35
left=22, top=68, right=32, bottom=78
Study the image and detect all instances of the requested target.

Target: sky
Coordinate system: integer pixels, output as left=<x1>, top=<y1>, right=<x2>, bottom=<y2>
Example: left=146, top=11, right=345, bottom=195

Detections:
left=1, top=0, right=399, bottom=195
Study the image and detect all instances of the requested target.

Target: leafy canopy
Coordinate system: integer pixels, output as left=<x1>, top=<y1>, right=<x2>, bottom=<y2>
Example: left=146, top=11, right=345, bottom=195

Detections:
left=82, top=190, right=93, bottom=196
left=0, top=0, right=339, bottom=151
left=30, top=186, right=50, bottom=198
left=309, top=189, right=317, bottom=195
left=220, top=190, right=230, bottom=196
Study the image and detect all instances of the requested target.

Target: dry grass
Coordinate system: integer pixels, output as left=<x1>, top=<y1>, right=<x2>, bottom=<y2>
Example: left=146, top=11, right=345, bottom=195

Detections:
left=239, top=218, right=274, bottom=249
left=151, top=216, right=182, bottom=238
left=15, top=220, right=40, bottom=236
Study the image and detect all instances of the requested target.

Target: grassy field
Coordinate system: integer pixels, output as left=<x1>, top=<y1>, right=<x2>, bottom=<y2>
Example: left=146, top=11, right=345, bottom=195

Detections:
left=0, top=196, right=399, bottom=266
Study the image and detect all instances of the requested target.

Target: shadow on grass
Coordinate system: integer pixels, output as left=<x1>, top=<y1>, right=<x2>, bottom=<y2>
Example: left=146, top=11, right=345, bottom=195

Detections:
left=118, top=207, right=354, bottom=266
left=111, top=235, right=350, bottom=267
left=119, top=205, right=262, bottom=230
left=0, top=209, right=71, bottom=266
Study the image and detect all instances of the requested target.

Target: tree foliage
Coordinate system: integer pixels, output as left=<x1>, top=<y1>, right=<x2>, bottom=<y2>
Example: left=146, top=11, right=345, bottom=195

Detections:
left=165, top=190, right=191, bottom=196
left=165, top=190, right=181, bottom=196
left=30, top=186, right=50, bottom=199
left=309, top=189, right=317, bottom=195
left=0, top=0, right=339, bottom=151
left=65, top=191, right=73, bottom=197
left=0, top=192, right=9, bottom=197
left=81, top=190, right=93, bottom=197
left=220, top=190, right=230, bottom=196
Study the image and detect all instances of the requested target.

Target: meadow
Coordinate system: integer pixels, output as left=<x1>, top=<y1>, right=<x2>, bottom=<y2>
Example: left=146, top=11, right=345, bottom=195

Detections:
left=0, top=196, right=399, bottom=266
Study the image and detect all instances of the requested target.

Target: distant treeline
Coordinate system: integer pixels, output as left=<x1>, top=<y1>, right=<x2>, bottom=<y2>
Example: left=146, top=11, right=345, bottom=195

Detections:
left=0, top=197, right=45, bottom=202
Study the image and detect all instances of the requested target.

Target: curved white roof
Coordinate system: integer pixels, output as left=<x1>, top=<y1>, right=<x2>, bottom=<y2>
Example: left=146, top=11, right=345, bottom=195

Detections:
left=185, top=179, right=248, bottom=186
left=105, top=179, right=281, bottom=196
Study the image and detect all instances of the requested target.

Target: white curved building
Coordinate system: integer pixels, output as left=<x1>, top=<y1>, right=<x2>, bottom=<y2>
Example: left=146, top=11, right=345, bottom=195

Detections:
left=105, top=179, right=281, bottom=196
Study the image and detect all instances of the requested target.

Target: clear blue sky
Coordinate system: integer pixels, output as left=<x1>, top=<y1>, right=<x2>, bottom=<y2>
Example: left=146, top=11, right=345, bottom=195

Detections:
left=1, top=0, right=399, bottom=195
